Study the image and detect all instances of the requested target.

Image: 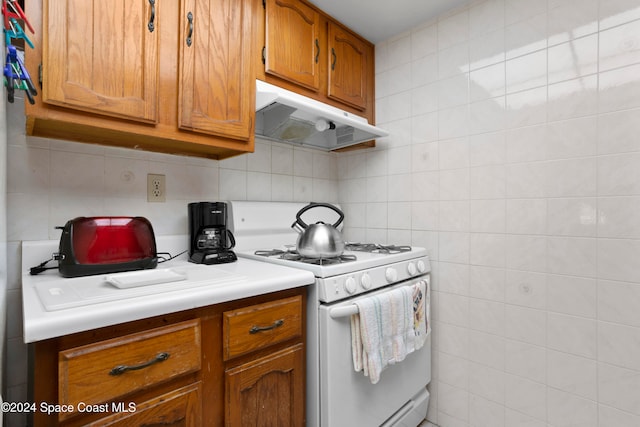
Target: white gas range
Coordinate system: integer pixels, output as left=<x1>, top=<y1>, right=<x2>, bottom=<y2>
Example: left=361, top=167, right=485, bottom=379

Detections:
left=229, top=201, right=432, bottom=427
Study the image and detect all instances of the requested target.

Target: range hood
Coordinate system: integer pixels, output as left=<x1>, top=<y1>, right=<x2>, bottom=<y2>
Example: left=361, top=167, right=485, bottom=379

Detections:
left=255, top=80, right=388, bottom=150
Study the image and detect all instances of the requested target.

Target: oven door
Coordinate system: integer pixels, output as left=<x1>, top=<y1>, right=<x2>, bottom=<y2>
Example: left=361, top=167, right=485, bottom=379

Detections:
left=318, top=276, right=431, bottom=427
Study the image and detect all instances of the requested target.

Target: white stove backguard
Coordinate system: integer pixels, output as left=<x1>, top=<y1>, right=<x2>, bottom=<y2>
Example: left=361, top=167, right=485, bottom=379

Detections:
left=228, top=201, right=343, bottom=251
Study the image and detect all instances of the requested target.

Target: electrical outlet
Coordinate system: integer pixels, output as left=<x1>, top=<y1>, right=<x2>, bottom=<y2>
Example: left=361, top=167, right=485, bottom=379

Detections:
left=147, top=174, right=166, bottom=202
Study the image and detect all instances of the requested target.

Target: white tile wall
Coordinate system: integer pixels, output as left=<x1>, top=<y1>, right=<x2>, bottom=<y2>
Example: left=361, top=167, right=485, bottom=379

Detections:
left=7, top=1, right=640, bottom=426
left=3, top=100, right=338, bottom=426
left=339, top=0, right=640, bottom=426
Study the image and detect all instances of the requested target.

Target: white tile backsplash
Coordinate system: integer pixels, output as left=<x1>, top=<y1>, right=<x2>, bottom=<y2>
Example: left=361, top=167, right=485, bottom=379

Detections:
left=597, top=108, right=640, bottom=155
left=548, top=0, right=599, bottom=45
left=6, top=108, right=338, bottom=419
left=599, top=0, right=640, bottom=29
left=547, top=349, right=597, bottom=400
left=598, top=321, right=640, bottom=371
left=469, top=28, right=506, bottom=70
left=7, top=1, right=640, bottom=425
left=469, top=0, right=505, bottom=37
left=504, top=0, right=546, bottom=26
left=546, top=274, right=597, bottom=318
left=504, top=305, right=546, bottom=347
left=350, top=7, right=640, bottom=423
left=598, top=404, right=640, bottom=427
left=469, top=394, right=506, bottom=427
left=470, top=63, right=506, bottom=101
left=438, top=10, right=470, bottom=51
left=548, top=34, right=599, bottom=84
left=504, top=13, right=547, bottom=59
left=598, top=362, right=640, bottom=416
left=547, top=387, right=598, bottom=427
left=598, top=63, right=640, bottom=113
left=505, top=340, right=546, bottom=383
left=504, top=374, right=547, bottom=420
left=599, top=18, right=640, bottom=72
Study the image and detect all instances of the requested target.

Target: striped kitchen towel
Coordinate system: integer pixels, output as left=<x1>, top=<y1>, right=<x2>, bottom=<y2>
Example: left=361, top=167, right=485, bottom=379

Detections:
left=350, top=287, right=414, bottom=384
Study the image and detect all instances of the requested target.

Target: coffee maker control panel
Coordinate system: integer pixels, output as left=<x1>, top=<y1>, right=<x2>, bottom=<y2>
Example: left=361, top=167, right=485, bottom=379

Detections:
left=203, top=251, right=237, bottom=264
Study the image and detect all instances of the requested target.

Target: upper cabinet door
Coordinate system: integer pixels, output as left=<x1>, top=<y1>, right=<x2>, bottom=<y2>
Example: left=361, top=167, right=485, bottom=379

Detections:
left=178, top=0, right=254, bottom=141
left=43, top=0, right=159, bottom=123
left=264, top=0, right=320, bottom=92
left=327, top=22, right=369, bottom=111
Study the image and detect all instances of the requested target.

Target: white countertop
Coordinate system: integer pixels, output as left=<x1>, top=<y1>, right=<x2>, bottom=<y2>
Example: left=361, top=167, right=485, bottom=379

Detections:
left=21, top=238, right=316, bottom=343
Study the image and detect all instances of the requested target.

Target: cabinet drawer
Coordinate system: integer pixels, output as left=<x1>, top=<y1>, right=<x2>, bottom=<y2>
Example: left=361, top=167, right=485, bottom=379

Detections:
left=223, top=295, right=302, bottom=360
left=83, top=382, right=202, bottom=427
left=59, top=319, right=201, bottom=416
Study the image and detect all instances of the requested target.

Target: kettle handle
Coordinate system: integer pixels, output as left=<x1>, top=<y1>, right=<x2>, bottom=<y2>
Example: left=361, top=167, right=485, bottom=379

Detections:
left=294, top=202, right=344, bottom=229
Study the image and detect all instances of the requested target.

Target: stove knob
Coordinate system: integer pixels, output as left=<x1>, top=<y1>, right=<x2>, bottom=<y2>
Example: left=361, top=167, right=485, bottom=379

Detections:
left=407, top=262, right=417, bottom=276
left=417, top=260, right=427, bottom=273
left=360, top=273, right=372, bottom=290
left=385, top=267, right=398, bottom=283
left=344, top=277, right=357, bottom=294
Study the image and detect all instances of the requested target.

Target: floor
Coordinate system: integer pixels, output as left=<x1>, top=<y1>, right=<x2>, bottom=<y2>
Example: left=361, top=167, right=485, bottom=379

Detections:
left=418, top=421, right=437, bottom=427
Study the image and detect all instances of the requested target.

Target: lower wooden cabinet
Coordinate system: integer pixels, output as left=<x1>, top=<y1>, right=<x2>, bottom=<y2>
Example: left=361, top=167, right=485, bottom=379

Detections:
left=225, top=344, right=304, bottom=427
left=57, top=319, right=201, bottom=420
left=222, top=295, right=304, bottom=426
left=83, top=382, right=202, bottom=427
left=31, top=288, right=306, bottom=426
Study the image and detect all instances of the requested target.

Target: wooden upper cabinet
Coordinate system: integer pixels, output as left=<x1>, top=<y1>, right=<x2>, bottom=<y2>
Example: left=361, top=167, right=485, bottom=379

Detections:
left=178, top=0, right=254, bottom=141
left=327, top=22, right=369, bottom=111
left=264, top=0, right=321, bottom=92
left=259, top=0, right=375, bottom=127
left=43, top=0, right=159, bottom=123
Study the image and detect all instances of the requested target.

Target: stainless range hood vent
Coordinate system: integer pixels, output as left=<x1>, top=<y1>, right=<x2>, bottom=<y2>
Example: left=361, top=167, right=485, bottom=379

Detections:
left=255, top=80, right=388, bottom=151
left=260, top=103, right=316, bottom=143
left=336, top=126, right=355, bottom=145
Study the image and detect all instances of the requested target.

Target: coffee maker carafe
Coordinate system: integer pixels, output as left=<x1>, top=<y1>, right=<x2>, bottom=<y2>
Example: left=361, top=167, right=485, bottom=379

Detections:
left=188, top=202, right=237, bottom=264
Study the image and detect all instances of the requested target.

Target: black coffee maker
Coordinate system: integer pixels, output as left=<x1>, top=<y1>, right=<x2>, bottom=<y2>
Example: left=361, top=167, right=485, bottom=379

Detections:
left=188, top=202, right=237, bottom=264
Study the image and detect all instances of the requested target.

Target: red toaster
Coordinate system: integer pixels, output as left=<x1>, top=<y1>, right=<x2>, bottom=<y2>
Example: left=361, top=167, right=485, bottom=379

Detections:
left=56, top=217, right=158, bottom=277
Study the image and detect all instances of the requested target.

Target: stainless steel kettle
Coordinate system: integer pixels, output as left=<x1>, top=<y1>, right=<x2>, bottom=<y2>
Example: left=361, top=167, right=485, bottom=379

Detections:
left=292, top=202, right=345, bottom=258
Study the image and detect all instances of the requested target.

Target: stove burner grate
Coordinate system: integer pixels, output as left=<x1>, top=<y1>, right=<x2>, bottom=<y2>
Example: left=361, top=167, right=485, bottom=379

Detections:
left=254, top=249, right=357, bottom=265
left=254, top=249, right=288, bottom=257
left=344, top=243, right=412, bottom=254
left=285, top=253, right=357, bottom=265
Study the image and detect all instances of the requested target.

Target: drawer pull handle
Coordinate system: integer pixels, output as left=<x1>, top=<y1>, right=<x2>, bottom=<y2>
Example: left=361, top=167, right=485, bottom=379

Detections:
left=109, top=352, right=170, bottom=376
left=147, top=0, right=155, bottom=32
left=186, top=12, right=193, bottom=47
left=249, top=319, right=284, bottom=334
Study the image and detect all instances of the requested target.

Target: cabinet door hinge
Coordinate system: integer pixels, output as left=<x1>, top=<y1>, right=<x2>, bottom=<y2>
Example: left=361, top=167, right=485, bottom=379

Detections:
left=38, top=63, right=43, bottom=88
left=262, top=46, right=266, bottom=64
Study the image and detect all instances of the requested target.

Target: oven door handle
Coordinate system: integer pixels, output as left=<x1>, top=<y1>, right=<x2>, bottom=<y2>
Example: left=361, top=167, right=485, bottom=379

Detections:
left=329, top=276, right=431, bottom=319
left=329, top=305, right=359, bottom=319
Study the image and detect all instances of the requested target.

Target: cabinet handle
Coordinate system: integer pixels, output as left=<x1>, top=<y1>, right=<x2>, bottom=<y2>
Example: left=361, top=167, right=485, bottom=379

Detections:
left=186, top=12, right=193, bottom=47
left=109, top=352, right=170, bottom=376
left=315, top=39, right=320, bottom=64
left=147, top=0, right=155, bottom=32
left=249, top=319, right=284, bottom=334
left=331, top=48, right=336, bottom=71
